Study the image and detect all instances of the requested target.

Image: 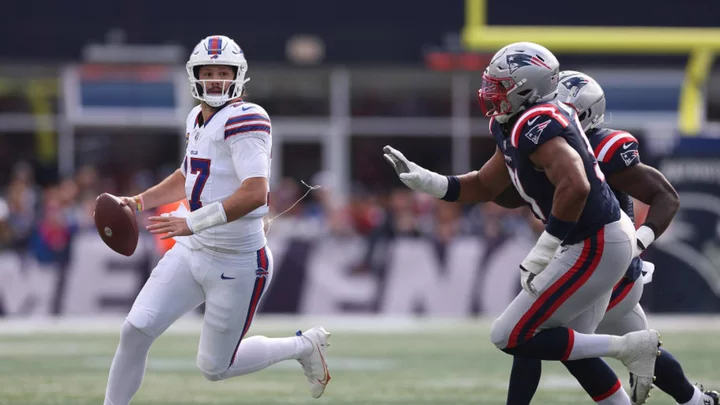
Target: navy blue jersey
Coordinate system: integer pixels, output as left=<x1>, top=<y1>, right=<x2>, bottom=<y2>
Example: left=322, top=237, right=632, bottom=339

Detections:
left=587, top=127, right=643, bottom=280
left=491, top=101, right=620, bottom=245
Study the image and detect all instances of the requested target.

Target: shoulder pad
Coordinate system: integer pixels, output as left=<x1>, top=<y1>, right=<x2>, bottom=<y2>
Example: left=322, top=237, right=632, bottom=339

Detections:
left=593, top=131, right=638, bottom=163
left=593, top=130, right=640, bottom=172
left=510, top=104, right=571, bottom=151
left=224, top=103, right=271, bottom=140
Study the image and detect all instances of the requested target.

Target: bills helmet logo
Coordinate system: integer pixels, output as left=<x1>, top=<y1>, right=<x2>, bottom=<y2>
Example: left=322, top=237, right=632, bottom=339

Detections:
left=621, top=149, right=639, bottom=166
left=561, top=76, right=590, bottom=97
left=507, top=53, right=552, bottom=74
left=256, top=268, right=270, bottom=279
left=206, top=37, right=223, bottom=59
left=525, top=120, right=551, bottom=144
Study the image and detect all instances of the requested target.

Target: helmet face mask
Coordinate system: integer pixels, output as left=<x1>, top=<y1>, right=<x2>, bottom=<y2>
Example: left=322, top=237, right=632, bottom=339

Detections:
left=186, top=35, right=249, bottom=108
left=479, top=74, right=516, bottom=117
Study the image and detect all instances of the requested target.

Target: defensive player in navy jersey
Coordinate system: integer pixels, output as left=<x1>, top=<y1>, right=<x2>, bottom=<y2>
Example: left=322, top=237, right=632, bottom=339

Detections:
left=496, top=71, right=719, bottom=405
left=384, top=42, right=660, bottom=405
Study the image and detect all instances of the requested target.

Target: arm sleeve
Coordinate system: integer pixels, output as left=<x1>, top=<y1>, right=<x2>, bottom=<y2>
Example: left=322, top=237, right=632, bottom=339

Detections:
left=229, top=135, right=270, bottom=183
left=224, top=106, right=272, bottom=183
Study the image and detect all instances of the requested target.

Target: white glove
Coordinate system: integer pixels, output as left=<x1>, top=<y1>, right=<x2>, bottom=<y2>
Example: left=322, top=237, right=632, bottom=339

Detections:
left=640, top=260, right=655, bottom=285
left=519, top=231, right=562, bottom=296
left=383, top=145, right=448, bottom=198
left=520, top=268, right=538, bottom=296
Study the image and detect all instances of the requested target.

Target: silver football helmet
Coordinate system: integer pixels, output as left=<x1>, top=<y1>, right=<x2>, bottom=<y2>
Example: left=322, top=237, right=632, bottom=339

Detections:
left=557, top=70, right=606, bottom=131
left=478, top=42, right=560, bottom=122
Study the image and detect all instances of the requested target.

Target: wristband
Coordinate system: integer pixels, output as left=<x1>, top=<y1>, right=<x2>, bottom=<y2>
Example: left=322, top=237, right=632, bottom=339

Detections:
left=441, top=176, right=460, bottom=202
left=133, top=195, right=144, bottom=212
left=636, top=224, right=656, bottom=250
left=186, top=202, right=228, bottom=233
left=545, top=214, right=576, bottom=241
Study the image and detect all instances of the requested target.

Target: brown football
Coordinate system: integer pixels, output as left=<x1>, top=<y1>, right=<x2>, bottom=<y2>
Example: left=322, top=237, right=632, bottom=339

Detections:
left=94, top=193, right=139, bottom=256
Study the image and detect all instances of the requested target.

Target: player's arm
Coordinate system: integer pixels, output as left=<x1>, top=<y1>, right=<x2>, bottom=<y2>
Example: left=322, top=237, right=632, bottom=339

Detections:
left=218, top=135, right=270, bottom=223
left=221, top=176, right=268, bottom=222
left=519, top=136, right=590, bottom=286
left=530, top=136, right=590, bottom=223
left=455, top=148, right=511, bottom=203
left=493, top=185, right=526, bottom=209
left=606, top=163, right=680, bottom=250
left=382, top=146, right=510, bottom=203
left=120, top=168, right=187, bottom=212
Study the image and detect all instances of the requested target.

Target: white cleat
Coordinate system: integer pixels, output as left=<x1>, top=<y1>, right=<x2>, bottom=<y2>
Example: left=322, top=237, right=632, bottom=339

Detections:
left=617, top=329, right=662, bottom=405
left=296, top=326, right=331, bottom=398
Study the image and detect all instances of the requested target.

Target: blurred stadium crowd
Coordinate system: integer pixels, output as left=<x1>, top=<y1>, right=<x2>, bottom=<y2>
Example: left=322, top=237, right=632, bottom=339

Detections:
left=0, top=158, right=539, bottom=265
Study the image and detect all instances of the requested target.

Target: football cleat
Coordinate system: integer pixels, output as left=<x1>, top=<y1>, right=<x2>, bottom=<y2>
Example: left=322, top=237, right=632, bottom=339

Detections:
left=296, top=326, right=331, bottom=398
left=696, top=384, right=719, bottom=405
left=617, top=329, right=661, bottom=405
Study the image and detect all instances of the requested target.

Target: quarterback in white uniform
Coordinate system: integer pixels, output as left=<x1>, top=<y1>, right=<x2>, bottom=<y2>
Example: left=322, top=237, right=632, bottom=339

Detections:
left=102, top=35, right=331, bottom=405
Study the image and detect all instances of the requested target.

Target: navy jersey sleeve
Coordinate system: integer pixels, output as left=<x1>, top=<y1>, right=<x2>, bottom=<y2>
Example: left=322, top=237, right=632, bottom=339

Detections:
left=510, top=105, right=571, bottom=153
left=593, top=131, right=640, bottom=175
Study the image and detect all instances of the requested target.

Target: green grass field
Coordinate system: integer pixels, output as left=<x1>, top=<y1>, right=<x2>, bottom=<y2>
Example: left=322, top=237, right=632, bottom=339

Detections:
left=0, top=316, right=717, bottom=405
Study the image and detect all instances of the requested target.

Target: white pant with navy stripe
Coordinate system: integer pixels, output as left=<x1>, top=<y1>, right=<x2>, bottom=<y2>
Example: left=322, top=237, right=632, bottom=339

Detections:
left=126, top=242, right=273, bottom=374
left=491, top=212, right=635, bottom=349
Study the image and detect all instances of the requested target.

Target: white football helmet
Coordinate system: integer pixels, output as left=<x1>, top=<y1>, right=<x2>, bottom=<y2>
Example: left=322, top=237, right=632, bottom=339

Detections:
left=478, top=42, right=560, bottom=122
left=557, top=70, right=606, bottom=131
left=186, top=35, right=249, bottom=107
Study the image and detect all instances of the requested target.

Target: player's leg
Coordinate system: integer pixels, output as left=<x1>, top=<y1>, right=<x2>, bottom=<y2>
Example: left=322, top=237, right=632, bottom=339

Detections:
left=505, top=299, right=625, bottom=405
left=491, top=218, right=660, bottom=404
left=599, top=287, right=719, bottom=405
left=505, top=357, right=542, bottom=405
left=104, top=244, right=205, bottom=405
left=491, top=227, right=633, bottom=360
left=196, top=246, right=330, bottom=397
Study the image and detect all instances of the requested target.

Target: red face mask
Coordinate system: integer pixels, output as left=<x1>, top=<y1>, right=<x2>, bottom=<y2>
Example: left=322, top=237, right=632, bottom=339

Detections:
left=478, top=73, right=515, bottom=117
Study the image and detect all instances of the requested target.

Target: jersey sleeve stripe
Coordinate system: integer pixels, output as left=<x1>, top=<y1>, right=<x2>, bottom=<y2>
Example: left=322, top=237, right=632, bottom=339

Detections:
left=226, top=119, right=271, bottom=131
left=226, top=115, right=270, bottom=127
left=224, top=124, right=271, bottom=139
left=510, top=106, right=570, bottom=148
left=593, top=131, right=626, bottom=156
left=594, top=132, right=638, bottom=162
left=599, top=135, right=638, bottom=163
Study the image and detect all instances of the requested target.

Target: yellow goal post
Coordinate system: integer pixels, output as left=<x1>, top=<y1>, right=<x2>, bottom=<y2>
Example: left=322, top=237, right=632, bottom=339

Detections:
left=461, top=0, right=719, bottom=136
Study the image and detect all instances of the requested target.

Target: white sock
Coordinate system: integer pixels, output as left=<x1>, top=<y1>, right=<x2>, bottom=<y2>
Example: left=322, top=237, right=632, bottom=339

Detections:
left=104, top=321, right=156, bottom=405
left=566, top=330, right=625, bottom=361
left=678, top=385, right=703, bottom=405
left=596, top=382, right=631, bottom=405
left=216, top=335, right=312, bottom=379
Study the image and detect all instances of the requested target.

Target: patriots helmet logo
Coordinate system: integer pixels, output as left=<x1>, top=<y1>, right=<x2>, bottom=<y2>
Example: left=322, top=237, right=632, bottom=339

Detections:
left=525, top=120, right=551, bottom=144
left=621, top=149, right=639, bottom=166
left=507, top=54, right=533, bottom=74
left=561, top=76, right=590, bottom=97
left=506, top=53, right=552, bottom=74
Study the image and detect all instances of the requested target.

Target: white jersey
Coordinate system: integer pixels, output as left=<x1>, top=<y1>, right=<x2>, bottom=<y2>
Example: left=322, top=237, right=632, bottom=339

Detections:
left=175, top=100, right=272, bottom=253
